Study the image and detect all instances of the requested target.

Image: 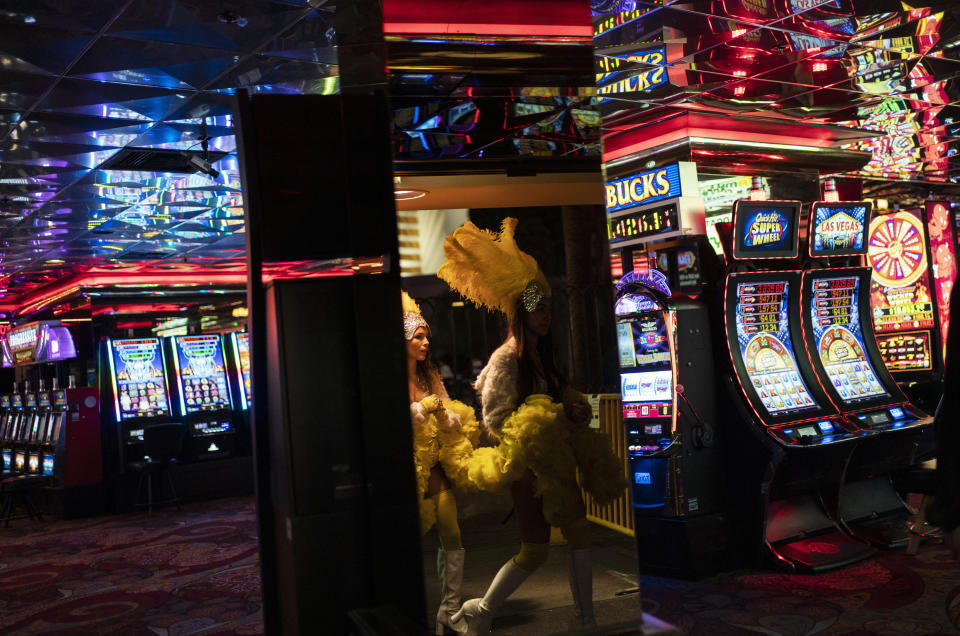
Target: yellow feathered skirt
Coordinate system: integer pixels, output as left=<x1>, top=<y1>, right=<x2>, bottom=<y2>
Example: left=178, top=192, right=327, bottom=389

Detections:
left=412, top=394, right=626, bottom=533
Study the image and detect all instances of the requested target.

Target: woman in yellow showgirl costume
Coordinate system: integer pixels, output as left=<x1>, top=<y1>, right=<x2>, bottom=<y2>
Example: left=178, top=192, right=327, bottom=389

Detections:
left=404, top=291, right=482, bottom=635
left=436, top=218, right=626, bottom=636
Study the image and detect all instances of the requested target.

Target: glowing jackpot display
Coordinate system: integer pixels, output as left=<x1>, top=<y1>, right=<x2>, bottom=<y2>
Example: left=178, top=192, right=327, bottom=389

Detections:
left=172, top=335, right=232, bottom=414
left=734, top=281, right=818, bottom=417
left=868, top=211, right=935, bottom=341
left=108, top=338, right=171, bottom=421
left=809, top=277, right=887, bottom=403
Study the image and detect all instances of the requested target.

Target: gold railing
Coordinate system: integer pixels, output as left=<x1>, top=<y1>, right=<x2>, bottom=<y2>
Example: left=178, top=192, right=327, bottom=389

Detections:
left=582, top=394, right=634, bottom=536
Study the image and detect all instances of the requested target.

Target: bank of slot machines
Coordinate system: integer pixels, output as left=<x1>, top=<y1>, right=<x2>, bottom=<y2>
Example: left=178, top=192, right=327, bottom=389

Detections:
left=0, top=388, right=95, bottom=488
left=107, top=332, right=248, bottom=466
left=720, top=198, right=931, bottom=573
left=615, top=269, right=727, bottom=578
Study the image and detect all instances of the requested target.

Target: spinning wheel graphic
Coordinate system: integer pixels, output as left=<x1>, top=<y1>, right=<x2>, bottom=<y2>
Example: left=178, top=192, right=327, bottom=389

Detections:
left=868, top=213, right=927, bottom=288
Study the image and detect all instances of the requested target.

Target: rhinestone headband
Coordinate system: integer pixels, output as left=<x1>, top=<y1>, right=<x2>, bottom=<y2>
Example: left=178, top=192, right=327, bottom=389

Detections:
left=404, top=311, right=429, bottom=340
left=520, top=280, right=546, bottom=313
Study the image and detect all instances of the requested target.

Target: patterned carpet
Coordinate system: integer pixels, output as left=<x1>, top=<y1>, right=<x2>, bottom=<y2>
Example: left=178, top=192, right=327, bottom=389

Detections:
left=642, top=541, right=960, bottom=635
left=0, top=497, right=263, bottom=635
left=2, top=497, right=959, bottom=635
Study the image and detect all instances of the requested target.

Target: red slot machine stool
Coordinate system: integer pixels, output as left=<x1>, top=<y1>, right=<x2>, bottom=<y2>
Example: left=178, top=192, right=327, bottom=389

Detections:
left=0, top=474, right=50, bottom=527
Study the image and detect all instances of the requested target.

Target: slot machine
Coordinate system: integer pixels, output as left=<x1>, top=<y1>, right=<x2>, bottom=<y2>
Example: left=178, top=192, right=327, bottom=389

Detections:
left=230, top=331, right=251, bottom=412
left=105, top=337, right=175, bottom=463
left=800, top=200, right=932, bottom=548
left=616, top=269, right=727, bottom=578
left=170, top=334, right=236, bottom=460
left=866, top=202, right=955, bottom=411
left=0, top=394, right=10, bottom=473
left=721, top=199, right=875, bottom=572
left=6, top=391, right=23, bottom=468
left=228, top=331, right=251, bottom=455
left=22, top=390, right=39, bottom=449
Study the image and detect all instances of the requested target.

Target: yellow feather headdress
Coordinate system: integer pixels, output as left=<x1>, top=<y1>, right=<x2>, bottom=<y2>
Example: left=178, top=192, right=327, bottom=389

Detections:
left=437, top=217, right=550, bottom=315
left=401, top=291, right=428, bottom=340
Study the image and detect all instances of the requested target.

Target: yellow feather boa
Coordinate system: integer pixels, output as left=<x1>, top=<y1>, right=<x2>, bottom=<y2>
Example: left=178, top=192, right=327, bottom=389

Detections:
left=487, top=394, right=627, bottom=527
left=412, top=393, right=627, bottom=532
left=412, top=396, right=482, bottom=534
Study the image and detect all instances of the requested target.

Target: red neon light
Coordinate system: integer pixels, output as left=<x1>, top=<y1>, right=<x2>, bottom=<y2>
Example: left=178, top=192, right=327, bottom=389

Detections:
left=381, top=0, right=592, bottom=37
left=14, top=263, right=356, bottom=317
left=96, top=305, right=185, bottom=318
left=115, top=320, right=155, bottom=329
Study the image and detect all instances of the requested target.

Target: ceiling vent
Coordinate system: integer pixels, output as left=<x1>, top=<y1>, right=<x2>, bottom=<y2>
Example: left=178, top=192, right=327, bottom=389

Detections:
left=100, top=148, right=227, bottom=176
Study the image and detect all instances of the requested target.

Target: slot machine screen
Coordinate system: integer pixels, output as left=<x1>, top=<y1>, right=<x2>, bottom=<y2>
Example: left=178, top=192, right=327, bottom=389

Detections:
left=0, top=395, right=9, bottom=409
left=42, top=454, right=54, bottom=476
left=173, top=335, right=232, bottom=414
left=2, top=449, right=10, bottom=471
left=810, top=202, right=870, bottom=257
left=14, top=451, right=24, bottom=471
left=25, top=393, right=36, bottom=409
left=27, top=453, right=39, bottom=473
left=868, top=211, right=935, bottom=334
left=619, top=311, right=673, bottom=421
left=809, top=276, right=888, bottom=404
left=232, top=332, right=251, bottom=409
left=38, top=392, right=50, bottom=409
left=11, top=394, right=21, bottom=410
left=733, top=201, right=801, bottom=259
left=108, top=338, right=171, bottom=420
left=53, top=390, right=66, bottom=409
left=734, top=280, right=819, bottom=417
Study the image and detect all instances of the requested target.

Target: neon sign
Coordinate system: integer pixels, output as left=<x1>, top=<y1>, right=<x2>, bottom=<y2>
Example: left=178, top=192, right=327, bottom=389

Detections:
left=596, top=46, right=667, bottom=101
left=605, top=163, right=681, bottom=213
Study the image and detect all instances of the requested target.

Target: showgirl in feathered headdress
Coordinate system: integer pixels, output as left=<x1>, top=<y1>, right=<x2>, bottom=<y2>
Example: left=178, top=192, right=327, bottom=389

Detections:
left=402, top=290, right=485, bottom=635
left=437, top=218, right=626, bottom=636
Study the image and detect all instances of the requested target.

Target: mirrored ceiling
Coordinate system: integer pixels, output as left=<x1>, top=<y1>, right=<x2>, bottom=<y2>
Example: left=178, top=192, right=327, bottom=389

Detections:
left=0, top=0, right=336, bottom=303
left=593, top=0, right=960, bottom=185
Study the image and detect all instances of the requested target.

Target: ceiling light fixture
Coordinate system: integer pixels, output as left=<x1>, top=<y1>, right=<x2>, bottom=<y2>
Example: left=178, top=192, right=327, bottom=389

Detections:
left=394, top=189, right=428, bottom=200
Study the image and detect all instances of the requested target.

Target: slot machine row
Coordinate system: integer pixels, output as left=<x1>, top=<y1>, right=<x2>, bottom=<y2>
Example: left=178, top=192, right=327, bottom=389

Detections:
left=107, top=333, right=248, bottom=464
left=0, top=389, right=68, bottom=478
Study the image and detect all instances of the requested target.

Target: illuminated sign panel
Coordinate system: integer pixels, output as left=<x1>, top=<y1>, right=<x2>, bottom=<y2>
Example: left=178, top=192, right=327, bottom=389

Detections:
left=608, top=202, right=678, bottom=244
left=605, top=163, right=682, bottom=213
left=926, top=201, right=956, bottom=361
left=596, top=46, right=667, bottom=101
left=868, top=210, right=935, bottom=334
left=810, top=202, right=870, bottom=257
left=733, top=200, right=801, bottom=259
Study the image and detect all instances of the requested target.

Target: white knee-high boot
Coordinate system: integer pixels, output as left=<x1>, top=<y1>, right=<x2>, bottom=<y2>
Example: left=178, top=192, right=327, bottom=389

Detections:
left=437, top=549, right=468, bottom=634
left=452, top=558, right=530, bottom=636
left=568, top=549, right=596, bottom=630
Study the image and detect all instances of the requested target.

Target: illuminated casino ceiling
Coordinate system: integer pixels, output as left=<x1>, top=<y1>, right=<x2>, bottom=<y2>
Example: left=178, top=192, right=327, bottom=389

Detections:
left=593, top=0, right=960, bottom=185
left=0, top=0, right=336, bottom=304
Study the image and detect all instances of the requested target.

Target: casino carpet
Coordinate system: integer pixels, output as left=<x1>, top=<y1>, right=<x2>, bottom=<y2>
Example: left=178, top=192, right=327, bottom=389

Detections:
left=2, top=497, right=959, bottom=635
left=0, top=497, right=263, bottom=635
